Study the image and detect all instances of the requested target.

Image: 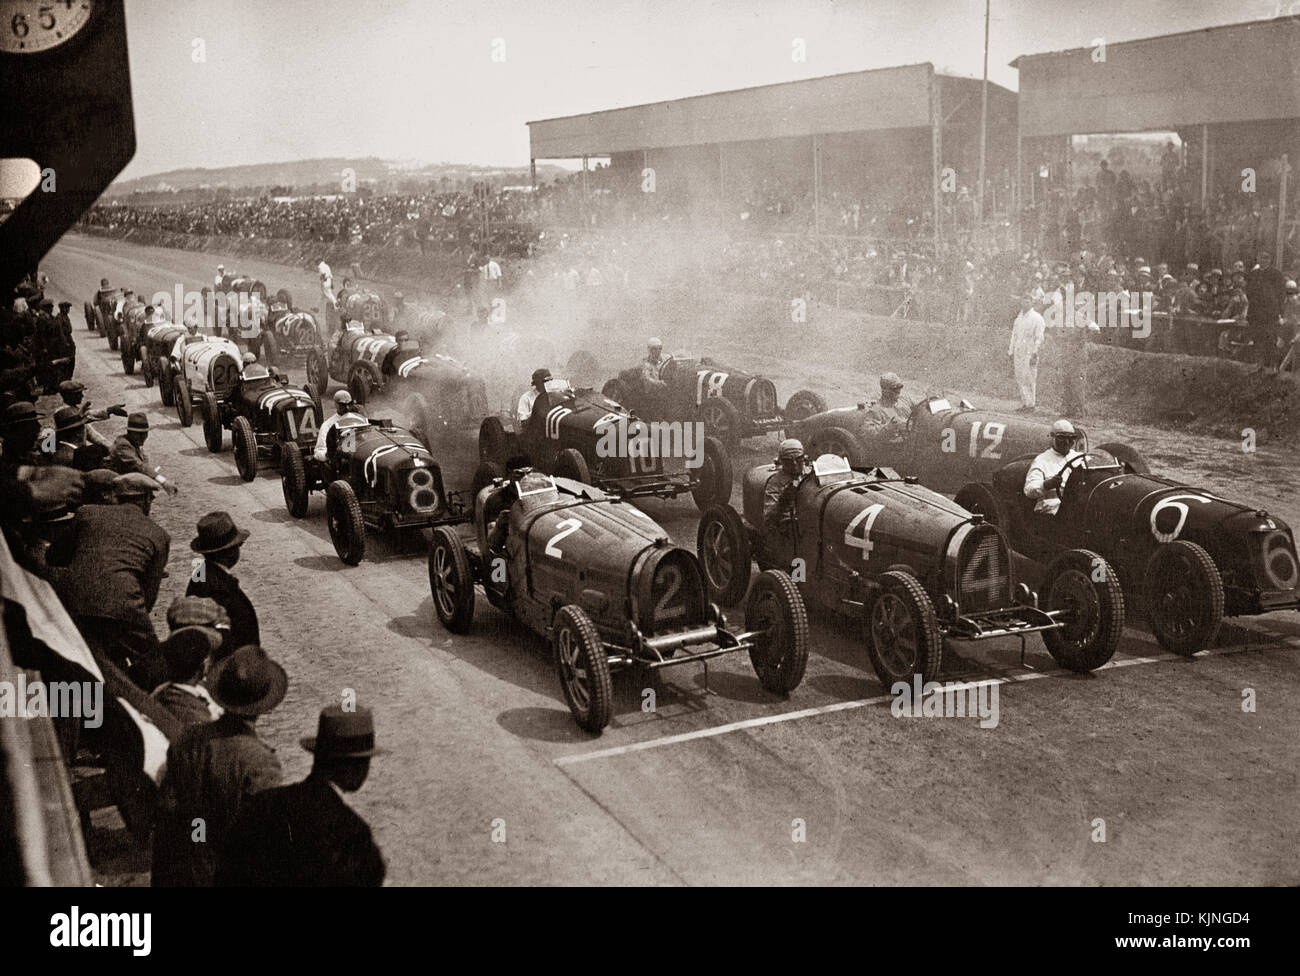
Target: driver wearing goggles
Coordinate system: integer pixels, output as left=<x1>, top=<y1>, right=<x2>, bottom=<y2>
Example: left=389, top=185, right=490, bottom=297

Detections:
left=1024, top=419, right=1081, bottom=516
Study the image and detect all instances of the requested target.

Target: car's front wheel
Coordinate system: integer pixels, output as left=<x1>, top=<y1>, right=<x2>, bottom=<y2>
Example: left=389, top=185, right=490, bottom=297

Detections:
left=281, top=441, right=308, bottom=518
left=783, top=389, right=827, bottom=422
left=306, top=348, right=330, bottom=394
left=428, top=526, right=476, bottom=633
left=809, top=425, right=868, bottom=467
left=1040, top=548, right=1125, bottom=671
left=699, top=396, right=740, bottom=446
left=174, top=378, right=193, bottom=427
left=690, top=435, right=733, bottom=511
left=232, top=416, right=258, bottom=482
left=697, top=504, right=752, bottom=606
left=553, top=604, right=612, bottom=734
left=326, top=479, right=366, bottom=565
left=158, top=362, right=174, bottom=406
left=954, top=482, right=1007, bottom=528
left=744, top=569, right=809, bottom=695
left=865, top=570, right=942, bottom=687
left=1145, top=540, right=1222, bottom=655
left=202, top=393, right=224, bottom=453
left=552, top=447, right=591, bottom=485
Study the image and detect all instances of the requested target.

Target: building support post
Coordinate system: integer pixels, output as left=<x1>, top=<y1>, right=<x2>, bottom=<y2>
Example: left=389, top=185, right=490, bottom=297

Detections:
left=1200, top=124, right=1209, bottom=210
left=529, top=158, right=536, bottom=189
left=1278, top=153, right=1290, bottom=266
left=813, top=134, right=821, bottom=237
left=931, top=71, right=942, bottom=254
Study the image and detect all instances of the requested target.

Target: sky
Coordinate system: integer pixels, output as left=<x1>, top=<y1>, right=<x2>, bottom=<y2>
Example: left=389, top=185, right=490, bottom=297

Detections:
left=10, top=0, right=1280, bottom=187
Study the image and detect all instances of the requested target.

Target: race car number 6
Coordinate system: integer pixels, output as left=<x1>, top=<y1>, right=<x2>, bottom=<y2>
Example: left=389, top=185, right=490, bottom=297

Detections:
left=1150, top=494, right=1211, bottom=544
left=545, top=518, right=582, bottom=558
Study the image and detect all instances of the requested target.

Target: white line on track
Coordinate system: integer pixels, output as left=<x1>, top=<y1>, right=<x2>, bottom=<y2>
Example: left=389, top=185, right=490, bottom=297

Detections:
left=554, top=639, right=1296, bottom=767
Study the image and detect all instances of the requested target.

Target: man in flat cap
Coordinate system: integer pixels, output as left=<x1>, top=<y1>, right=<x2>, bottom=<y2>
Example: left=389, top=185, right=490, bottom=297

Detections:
left=110, top=411, right=177, bottom=495
left=186, top=512, right=258, bottom=661
left=150, top=620, right=225, bottom=728
left=0, top=401, right=42, bottom=465
left=218, top=705, right=386, bottom=887
left=153, top=645, right=286, bottom=887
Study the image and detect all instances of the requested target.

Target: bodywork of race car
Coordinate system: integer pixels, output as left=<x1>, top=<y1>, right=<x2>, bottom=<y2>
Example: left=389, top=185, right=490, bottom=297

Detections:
left=201, top=369, right=324, bottom=482
left=118, top=301, right=150, bottom=375
left=336, top=287, right=387, bottom=332
left=168, top=334, right=243, bottom=428
left=477, top=378, right=733, bottom=511
left=790, top=394, right=1149, bottom=495
left=278, top=415, right=469, bottom=565
left=82, top=286, right=122, bottom=348
left=601, top=354, right=826, bottom=446
left=956, top=450, right=1300, bottom=655
left=141, top=322, right=188, bottom=402
left=427, top=469, right=809, bottom=733
left=698, top=454, right=1126, bottom=687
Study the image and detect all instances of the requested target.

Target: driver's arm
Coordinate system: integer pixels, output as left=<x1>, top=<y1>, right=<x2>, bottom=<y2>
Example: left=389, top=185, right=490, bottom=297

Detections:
left=1024, top=464, right=1049, bottom=500
left=313, top=414, right=337, bottom=461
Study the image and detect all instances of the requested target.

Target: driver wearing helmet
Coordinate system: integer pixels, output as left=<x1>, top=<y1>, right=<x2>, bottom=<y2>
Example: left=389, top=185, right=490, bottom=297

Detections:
left=764, top=438, right=807, bottom=532
left=862, top=372, right=913, bottom=434
left=640, top=337, right=668, bottom=387
left=313, top=389, right=365, bottom=461
left=1024, top=419, right=1082, bottom=515
left=517, top=367, right=552, bottom=423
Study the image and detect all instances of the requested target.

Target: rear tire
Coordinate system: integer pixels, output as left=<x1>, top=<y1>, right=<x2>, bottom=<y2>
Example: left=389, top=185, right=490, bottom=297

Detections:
left=553, top=605, right=612, bottom=734
left=552, top=447, right=591, bottom=485
left=428, top=526, right=476, bottom=633
left=202, top=393, right=223, bottom=453
left=866, top=570, right=942, bottom=687
left=348, top=370, right=373, bottom=405
left=306, top=348, right=330, bottom=394
left=479, top=415, right=509, bottom=463
left=141, top=354, right=155, bottom=389
left=326, top=479, right=366, bottom=566
left=690, top=435, right=733, bottom=511
left=281, top=441, right=308, bottom=517
left=158, top=362, right=174, bottom=406
left=809, top=425, right=869, bottom=467
left=1040, top=548, right=1125, bottom=671
left=232, top=416, right=258, bottom=482
left=121, top=341, right=135, bottom=375
left=1145, top=540, right=1223, bottom=655
left=1097, top=441, right=1150, bottom=475
left=699, top=396, right=741, bottom=445
left=744, top=570, right=809, bottom=695
left=954, top=482, right=1007, bottom=528
left=174, top=378, right=193, bottom=427
left=783, top=389, right=827, bottom=421
left=697, top=504, right=752, bottom=606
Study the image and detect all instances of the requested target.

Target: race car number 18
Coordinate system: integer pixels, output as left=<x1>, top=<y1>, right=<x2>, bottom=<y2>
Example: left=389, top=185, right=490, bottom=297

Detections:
left=696, top=370, right=728, bottom=404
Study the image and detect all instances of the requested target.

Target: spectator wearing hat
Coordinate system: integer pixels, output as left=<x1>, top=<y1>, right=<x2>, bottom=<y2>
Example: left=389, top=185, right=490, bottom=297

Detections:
left=48, top=406, right=106, bottom=469
left=186, top=512, right=258, bottom=661
left=1246, top=251, right=1290, bottom=370
left=109, top=412, right=177, bottom=495
left=0, top=401, right=42, bottom=465
left=152, top=645, right=286, bottom=887
left=45, top=473, right=170, bottom=690
left=82, top=467, right=120, bottom=505
left=217, top=705, right=386, bottom=887
left=151, top=624, right=224, bottom=727
left=58, top=380, right=125, bottom=434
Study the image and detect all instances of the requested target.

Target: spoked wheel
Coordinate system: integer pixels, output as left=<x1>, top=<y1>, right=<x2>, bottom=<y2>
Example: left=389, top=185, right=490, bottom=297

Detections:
left=141, top=354, right=155, bottom=388
left=809, top=425, right=868, bottom=468
left=202, top=393, right=224, bottom=453
left=954, top=482, right=1007, bottom=528
left=306, top=349, right=330, bottom=394
left=326, top=479, right=366, bottom=565
left=231, top=416, right=258, bottom=482
left=552, top=447, right=591, bottom=484
left=1040, top=548, right=1125, bottom=671
left=744, top=570, right=809, bottom=695
left=552, top=604, right=612, bottom=734
left=174, top=378, right=193, bottom=427
left=699, top=396, right=740, bottom=446
left=428, top=526, right=475, bottom=633
left=696, top=504, right=752, bottom=606
left=280, top=441, right=308, bottom=518
left=782, top=389, right=827, bottom=422
left=1145, top=540, right=1223, bottom=655
left=690, top=435, right=733, bottom=511
left=865, top=570, right=942, bottom=687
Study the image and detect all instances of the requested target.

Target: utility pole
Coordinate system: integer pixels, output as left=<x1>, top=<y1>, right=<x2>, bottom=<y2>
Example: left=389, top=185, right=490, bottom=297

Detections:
left=977, top=0, right=990, bottom=224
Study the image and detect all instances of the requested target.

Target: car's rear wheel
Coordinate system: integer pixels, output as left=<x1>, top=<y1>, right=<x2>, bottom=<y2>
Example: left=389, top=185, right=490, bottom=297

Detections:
left=697, top=504, right=752, bottom=607
left=348, top=370, right=373, bottom=405
left=601, top=378, right=629, bottom=406
left=158, top=362, right=174, bottom=406
left=326, top=479, right=366, bottom=566
left=690, top=435, right=733, bottom=511
left=479, top=416, right=509, bottom=463
left=809, top=425, right=868, bottom=467
left=141, top=354, right=155, bottom=388
left=471, top=459, right=507, bottom=505
left=866, top=570, right=942, bottom=687
left=202, top=393, right=224, bottom=453
left=306, top=348, right=329, bottom=394
left=232, top=416, right=258, bottom=482
left=1097, top=441, right=1150, bottom=475
left=745, top=570, right=809, bottom=695
left=699, top=396, right=741, bottom=445
left=428, top=526, right=476, bottom=633
left=174, top=378, right=193, bottom=427
left=552, top=447, right=591, bottom=485
left=553, top=604, right=612, bottom=734
left=107, top=321, right=119, bottom=350
left=1145, top=540, right=1222, bottom=655
left=1040, top=548, right=1125, bottom=671
left=301, top=382, right=324, bottom=425
left=121, top=341, right=135, bottom=375
left=954, top=482, right=1007, bottom=528
left=783, top=389, right=827, bottom=422
left=281, top=441, right=308, bottom=518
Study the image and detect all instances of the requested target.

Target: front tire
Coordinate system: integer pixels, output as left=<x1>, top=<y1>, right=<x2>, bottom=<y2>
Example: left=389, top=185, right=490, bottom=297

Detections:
left=158, top=362, right=174, bottom=406
left=326, top=479, right=366, bottom=565
left=121, top=341, right=135, bottom=375
left=783, top=389, right=827, bottom=422
left=552, top=447, right=591, bottom=485
left=174, top=378, right=193, bottom=427
left=691, top=435, right=733, bottom=511
left=1040, top=548, right=1125, bottom=671
left=744, top=570, right=809, bottom=695
left=954, top=482, right=1007, bottom=528
left=1097, top=441, right=1150, bottom=475
left=428, top=526, right=476, bottom=633
left=141, top=354, right=155, bottom=388
left=866, top=570, right=942, bottom=687
left=202, top=393, right=224, bottom=453
left=479, top=415, right=509, bottom=463
left=281, top=441, right=308, bottom=517
left=552, top=605, right=612, bottom=734
left=699, top=396, right=741, bottom=446
left=1145, top=540, right=1223, bottom=655
left=232, top=416, right=258, bottom=482
left=306, top=348, right=330, bottom=394
left=697, top=504, right=752, bottom=606
left=809, top=425, right=869, bottom=467
left=348, top=369, right=373, bottom=405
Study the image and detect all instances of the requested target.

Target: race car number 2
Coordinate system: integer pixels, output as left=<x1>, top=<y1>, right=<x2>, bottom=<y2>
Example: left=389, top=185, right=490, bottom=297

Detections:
left=545, top=518, right=582, bottom=558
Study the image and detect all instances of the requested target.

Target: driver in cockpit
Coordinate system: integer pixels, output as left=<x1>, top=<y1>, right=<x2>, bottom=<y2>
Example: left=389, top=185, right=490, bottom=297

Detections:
left=1024, top=419, right=1082, bottom=516
left=862, top=372, right=913, bottom=435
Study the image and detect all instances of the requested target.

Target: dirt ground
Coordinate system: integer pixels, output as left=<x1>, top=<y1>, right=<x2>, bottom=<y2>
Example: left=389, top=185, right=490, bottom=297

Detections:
left=42, top=233, right=1300, bottom=886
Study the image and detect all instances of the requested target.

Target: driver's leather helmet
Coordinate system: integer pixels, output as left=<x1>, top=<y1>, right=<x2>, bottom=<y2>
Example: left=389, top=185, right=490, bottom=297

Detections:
left=1049, top=418, right=1078, bottom=453
left=776, top=438, right=805, bottom=475
left=531, top=367, right=551, bottom=390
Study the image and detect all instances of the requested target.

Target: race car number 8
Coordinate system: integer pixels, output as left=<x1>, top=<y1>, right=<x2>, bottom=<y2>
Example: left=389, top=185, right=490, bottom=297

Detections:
left=545, top=518, right=582, bottom=558
left=844, top=503, right=885, bottom=561
left=1150, top=494, right=1211, bottom=543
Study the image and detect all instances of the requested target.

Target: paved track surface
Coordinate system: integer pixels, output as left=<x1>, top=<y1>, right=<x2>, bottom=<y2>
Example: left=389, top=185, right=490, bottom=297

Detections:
left=45, top=234, right=1300, bottom=885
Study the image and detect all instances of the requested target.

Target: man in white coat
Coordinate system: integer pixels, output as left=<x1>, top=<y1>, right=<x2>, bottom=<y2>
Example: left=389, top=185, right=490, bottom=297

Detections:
left=1008, top=294, right=1046, bottom=412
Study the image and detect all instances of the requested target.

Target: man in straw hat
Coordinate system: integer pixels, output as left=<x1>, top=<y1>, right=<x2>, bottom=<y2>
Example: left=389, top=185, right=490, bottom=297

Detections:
left=152, top=644, right=286, bottom=887
left=218, top=705, right=386, bottom=886
left=186, top=511, right=258, bottom=661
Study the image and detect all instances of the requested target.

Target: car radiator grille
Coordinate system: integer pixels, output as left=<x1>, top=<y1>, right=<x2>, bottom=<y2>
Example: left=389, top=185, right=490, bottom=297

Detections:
left=957, top=528, right=1009, bottom=614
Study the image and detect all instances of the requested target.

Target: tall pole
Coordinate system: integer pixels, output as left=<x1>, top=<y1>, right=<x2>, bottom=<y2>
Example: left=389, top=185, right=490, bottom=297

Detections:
left=813, top=134, right=821, bottom=237
left=977, top=0, right=990, bottom=224
left=1278, top=153, right=1290, bottom=266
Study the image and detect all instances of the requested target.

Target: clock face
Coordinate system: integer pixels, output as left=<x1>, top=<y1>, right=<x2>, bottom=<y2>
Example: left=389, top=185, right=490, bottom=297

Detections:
left=0, top=0, right=94, bottom=55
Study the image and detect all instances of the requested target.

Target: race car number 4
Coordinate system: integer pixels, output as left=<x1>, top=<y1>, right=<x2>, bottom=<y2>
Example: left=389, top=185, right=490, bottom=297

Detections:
left=844, top=503, right=885, bottom=560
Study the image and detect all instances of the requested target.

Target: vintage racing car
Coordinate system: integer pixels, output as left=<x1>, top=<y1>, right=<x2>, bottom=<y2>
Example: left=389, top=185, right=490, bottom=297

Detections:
left=955, top=449, right=1300, bottom=655
left=168, top=333, right=243, bottom=428
left=335, top=286, right=387, bottom=331
left=201, top=362, right=324, bottom=482
left=279, top=413, right=469, bottom=565
left=601, top=353, right=826, bottom=446
left=82, top=284, right=122, bottom=348
left=118, top=300, right=154, bottom=375
left=790, top=393, right=1149, bottom=494
left=428, top=468, right=809, bottom=733
left=477, top=377, right=732, bottom=511
left=698, top=453, right=1125, bottom=686
left=141, top=322, right=189, bottom=401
